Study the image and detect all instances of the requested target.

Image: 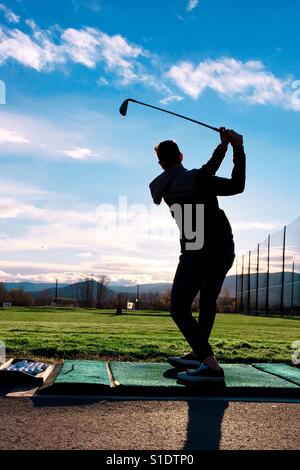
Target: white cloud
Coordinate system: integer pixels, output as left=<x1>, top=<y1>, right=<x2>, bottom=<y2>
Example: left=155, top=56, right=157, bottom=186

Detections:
left=77, top=252, right=92, bottom=257
left=0, top=180, right=179, bottom=283
left=0, top=110, right=128, bottom=163
left=0, top=196, right=97, bottom=224
left=186, top=0, right=199, bottom=12
left=0, top=179, right=293, bottom=284
left=0, top=3, right=20, bottom=24
left=71, top=0, right=101, bottom=13
left=137, top=73, right=183, bottom=104
left=25, top=19, right=37, bottom=31
left=0, top=27, right=65, bottom=71
left=61, top=147, right=94, bottom=159
left=61, top=27, right=102, bottom=68
left=0, top=24, right=145, bottom=83
left=0, top=180, right=49, bottom=200
left=167, top=57, right=299, bottom=111
left=61, top=27, right=145, bottom=84
left=0, top=23, right=174, bottom=101
left=159, top=94, right=183, bottom=105
left=232, top=221, right=280, bottom=231
left=0, top=20, right=297, bottom=111
left=0, top=127, right=29, bottom=143
left=0, top=111, right=78, bottom=156
left=0, top=269, right=10, bottom=280
left=97, top=76, right=109, bottom=86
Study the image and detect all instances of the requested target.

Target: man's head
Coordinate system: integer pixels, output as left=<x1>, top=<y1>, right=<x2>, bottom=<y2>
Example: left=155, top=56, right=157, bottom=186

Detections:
left=154, top=140, right=183, bottom=169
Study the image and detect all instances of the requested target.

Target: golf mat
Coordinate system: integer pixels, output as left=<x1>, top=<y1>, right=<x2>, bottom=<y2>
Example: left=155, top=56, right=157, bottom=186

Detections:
left=39, top=361, right=300, bottom=397
left=110, top=362, right=182, bottom=388
left=109, top=362, right=299, bottom=397
left=252, top=363, right=300, bottom=386
left=39, top=360, right=111, bottom=394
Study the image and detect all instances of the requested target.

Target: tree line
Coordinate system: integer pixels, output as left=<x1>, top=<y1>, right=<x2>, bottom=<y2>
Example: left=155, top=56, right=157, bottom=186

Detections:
left=0, top=280, right=236, bottom=312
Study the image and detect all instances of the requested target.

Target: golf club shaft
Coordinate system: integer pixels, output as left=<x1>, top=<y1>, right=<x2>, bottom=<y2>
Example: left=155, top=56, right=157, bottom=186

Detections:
left=130, top=99, right=221, bottom=133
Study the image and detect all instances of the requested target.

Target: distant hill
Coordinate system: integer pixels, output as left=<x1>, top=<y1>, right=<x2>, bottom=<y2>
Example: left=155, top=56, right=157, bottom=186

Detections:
left=2, top=282, right=68, bottom=293
left=3, top=214, right=299, bottom=305
left=110, top=283, right=173, bottom=294
left=111, top=277, right=248, bottom=297
left=3, top=273, right=298, bottom=301
left=32, top=280, right=114, bottom=301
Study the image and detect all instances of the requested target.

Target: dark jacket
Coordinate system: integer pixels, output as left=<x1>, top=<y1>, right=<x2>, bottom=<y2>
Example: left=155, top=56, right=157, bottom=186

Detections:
left=149, top=144, right=246, bottom=253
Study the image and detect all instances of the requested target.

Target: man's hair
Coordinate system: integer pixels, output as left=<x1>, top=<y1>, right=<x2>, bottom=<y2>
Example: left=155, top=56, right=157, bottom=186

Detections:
left=154, top=140, right=181, bottom=165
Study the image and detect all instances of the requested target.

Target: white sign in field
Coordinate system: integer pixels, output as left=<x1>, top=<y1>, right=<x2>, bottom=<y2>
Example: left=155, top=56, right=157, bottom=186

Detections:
left=2, top=302, right=12, bottom=308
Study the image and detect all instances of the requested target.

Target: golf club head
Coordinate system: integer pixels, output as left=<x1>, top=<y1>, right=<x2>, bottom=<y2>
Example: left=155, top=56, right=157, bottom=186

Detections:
left=119, top=99, right=131, bottom=116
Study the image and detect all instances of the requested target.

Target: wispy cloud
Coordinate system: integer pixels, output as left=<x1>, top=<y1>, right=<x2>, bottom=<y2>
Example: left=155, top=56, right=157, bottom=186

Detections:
left=1, top=18, right=297, bottom=110
left=0, top=270, right=10, bottom=279
left=186, top=0, right=199, bottom=12
left=0, top=110, right=130, bottom=163
left=167, top=57, right=299, bottom=111
left=0, top=179, right=291, bottom=283
left=0, top=27, right=65, bottom=70
left=186, top=0, right=199, bottom=11
left=0, top=127, right=29, bottom=143
left=159, top=94, right=183, bottom=105
left=70, top=0, right=101, bottom=13
left=0, top=22, right=180, bottom=103
left=97, top=76, right=109, bottom=86
left=61, top=147, right=95, bottom=159
left=0, top=179, right=178, bottom=283
left=0, top=25, right=144, bottom=79
left=25, top=19, right=38, bottom=31
left=0, top=3, right=20, bottom=24
left=232, top=221, right=280, bottom=231
left=77, top=252, right=93, bottom=257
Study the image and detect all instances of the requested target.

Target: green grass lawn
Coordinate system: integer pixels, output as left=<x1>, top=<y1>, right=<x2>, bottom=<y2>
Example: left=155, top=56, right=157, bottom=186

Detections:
left=0, top=307, right=299, bottom=363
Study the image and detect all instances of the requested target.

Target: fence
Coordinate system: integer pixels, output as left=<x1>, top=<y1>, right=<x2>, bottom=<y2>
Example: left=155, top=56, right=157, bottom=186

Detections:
left=236, top=218, right=300, bottom=316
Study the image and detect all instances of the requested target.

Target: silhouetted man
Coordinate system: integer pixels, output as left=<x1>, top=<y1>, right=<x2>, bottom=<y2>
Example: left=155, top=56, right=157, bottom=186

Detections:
left=149, top=129, right=245, bottom=383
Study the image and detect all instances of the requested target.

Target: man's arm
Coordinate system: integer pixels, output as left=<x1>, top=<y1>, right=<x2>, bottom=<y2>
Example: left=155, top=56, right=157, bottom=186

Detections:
left=200, top=143, right=228, bottom=176
left=197, top=131, right=246, bottom=196
left=199, top=128, right=229, bottom=176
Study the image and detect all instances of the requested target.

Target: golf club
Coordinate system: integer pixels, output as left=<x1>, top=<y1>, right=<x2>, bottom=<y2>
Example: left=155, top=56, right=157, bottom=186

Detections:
left=119, top=98, right=222, bottom=133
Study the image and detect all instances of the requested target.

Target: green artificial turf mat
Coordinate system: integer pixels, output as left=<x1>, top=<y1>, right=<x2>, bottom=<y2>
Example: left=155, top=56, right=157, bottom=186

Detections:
left=251, top=363, right=300, bottom=386
left=55, top=360, right=110, bottom=386
left=110, top=362, right=183, bottom=388
left=109, top=362, right=298, bottom=389
left=222, top=364, right=297, bottom=388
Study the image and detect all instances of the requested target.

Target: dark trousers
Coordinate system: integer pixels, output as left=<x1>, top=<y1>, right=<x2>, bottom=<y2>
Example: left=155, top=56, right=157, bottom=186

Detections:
left=170, top=246, right=235, bottom=361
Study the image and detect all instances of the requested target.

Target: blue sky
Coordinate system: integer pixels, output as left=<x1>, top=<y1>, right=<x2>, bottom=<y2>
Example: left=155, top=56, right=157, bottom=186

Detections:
left=0, top=0, right=299, bottom=284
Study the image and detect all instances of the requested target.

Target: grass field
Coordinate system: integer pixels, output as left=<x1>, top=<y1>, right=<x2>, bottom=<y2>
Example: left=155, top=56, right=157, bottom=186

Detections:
left=0, top=307, right=299, bottom=363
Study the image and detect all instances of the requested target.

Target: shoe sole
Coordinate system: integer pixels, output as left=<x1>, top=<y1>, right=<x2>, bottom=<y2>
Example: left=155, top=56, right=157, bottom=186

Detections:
left=177, top=376, right=225, bottom=384
left=167, top=358, right=201, bottom=370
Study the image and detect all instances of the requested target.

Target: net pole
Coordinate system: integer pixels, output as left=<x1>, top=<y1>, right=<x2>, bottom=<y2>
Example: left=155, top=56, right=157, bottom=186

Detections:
left=255, top=243, right=260, bottom=315
left=247, top=250, right=251, bottom=314
left=280, top=225, right=286, bottom=318
left=241, top=255, right=244, bottom=314
left=235, top=258, right=238, bottom=313
left=291, top=261, right=295, bottom=315
left=266, top=234, right=270, bottom=316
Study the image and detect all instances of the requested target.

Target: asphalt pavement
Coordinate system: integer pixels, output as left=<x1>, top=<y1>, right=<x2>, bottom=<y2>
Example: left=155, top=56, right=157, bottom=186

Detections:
left=0, top=396, right=299, bottom=450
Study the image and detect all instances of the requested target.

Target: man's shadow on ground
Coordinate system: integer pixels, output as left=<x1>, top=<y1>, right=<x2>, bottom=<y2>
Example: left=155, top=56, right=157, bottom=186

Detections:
left=29, top=367, right=228, bottom=450
left=163, top=368, right=227, bottom=450
left=184, top=399, right=227, bottom=449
